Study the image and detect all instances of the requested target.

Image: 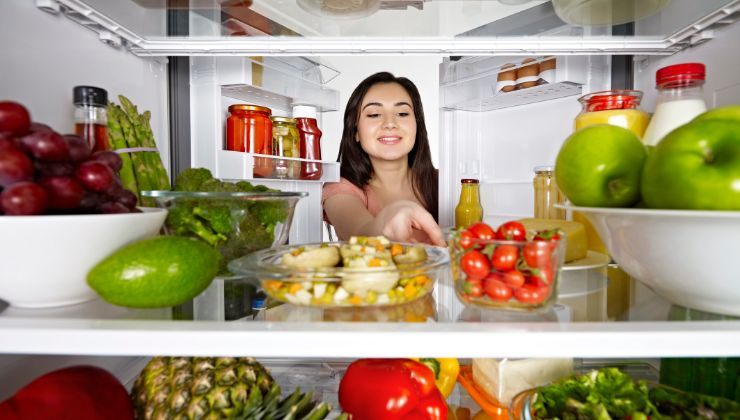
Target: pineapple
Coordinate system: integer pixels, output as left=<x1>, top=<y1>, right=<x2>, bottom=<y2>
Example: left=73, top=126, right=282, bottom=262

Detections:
left=131, top=356, right=342, bottom=420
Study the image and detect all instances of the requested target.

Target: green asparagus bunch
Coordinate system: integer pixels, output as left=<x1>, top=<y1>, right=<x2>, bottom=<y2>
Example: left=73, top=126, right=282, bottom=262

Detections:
left=107, top=95, right=171, bottom=207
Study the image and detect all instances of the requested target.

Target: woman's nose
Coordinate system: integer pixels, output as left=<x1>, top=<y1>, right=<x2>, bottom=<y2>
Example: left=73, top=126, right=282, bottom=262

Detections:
left=382, top=115, right=398, bottom=129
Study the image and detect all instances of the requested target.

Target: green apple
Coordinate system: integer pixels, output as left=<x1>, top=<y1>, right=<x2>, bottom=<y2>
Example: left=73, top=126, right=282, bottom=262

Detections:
left=555, top=124, right=646, bottom=207
left=642, top=119, right=740, bottom=210
left=693, top=105, right=740, bottom=123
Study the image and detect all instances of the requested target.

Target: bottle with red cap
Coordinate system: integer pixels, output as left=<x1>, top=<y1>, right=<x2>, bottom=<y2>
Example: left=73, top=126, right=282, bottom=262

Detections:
left=642, top=62, right=707, bottom=146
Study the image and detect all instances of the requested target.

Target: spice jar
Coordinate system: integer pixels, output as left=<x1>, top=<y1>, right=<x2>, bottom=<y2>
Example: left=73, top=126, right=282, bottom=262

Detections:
left=516, top=58, right=539, bottom=90
left=73, top=86, right=109, bottom=152
left=496, top=63, right=517, bottom=93
left=271, top=116, right=299, bottom=179
left=226, top=104, right=272, bottom=178
left=533, top=166, right=565, bottom=220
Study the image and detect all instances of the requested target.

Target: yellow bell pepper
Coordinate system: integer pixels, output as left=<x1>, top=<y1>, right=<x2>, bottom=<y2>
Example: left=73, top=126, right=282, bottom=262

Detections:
left=411, top=357, right=460, bottom=398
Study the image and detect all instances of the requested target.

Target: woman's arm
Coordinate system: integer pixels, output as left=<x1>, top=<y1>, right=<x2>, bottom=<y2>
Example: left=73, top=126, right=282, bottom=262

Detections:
left=324, top=196, right=445, bottom=246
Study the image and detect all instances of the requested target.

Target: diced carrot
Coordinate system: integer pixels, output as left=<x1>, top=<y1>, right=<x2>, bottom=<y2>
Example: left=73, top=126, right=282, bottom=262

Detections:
left=288, top=283, right=302, bottom=294
left=368, top=258, right=383, bottom=267
left=391, top=243, right=403, bottom=256
left=263, top=280, right=283, bottom=291
left=349, top=296, right=363, bottom=305
left=403, top=283, right=417, bottom=299
left=414, top=275, right=430, bottom=286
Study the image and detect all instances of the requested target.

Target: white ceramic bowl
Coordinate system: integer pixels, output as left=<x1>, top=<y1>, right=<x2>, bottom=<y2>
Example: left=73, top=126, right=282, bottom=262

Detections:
left=561, top=205, right=740, bottom=316
left=0, top=208, right=167, bottom=308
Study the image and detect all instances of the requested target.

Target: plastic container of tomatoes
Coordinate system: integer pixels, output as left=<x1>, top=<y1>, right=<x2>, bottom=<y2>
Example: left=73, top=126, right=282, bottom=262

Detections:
left=448, top=221, right=566, bottom=312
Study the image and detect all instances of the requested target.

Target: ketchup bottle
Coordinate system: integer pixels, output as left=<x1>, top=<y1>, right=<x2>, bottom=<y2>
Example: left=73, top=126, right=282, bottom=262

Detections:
left=293, top=105, right=322, bottom=180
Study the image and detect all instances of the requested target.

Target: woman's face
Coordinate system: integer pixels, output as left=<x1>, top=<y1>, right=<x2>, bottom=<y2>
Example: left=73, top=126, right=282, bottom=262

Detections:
left=356, top=82, right=417, bottom=164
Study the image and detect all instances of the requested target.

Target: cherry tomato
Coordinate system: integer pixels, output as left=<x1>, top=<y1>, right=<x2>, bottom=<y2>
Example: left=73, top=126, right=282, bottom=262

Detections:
left=514, top=284, right=550, bottom=304
left=533, top=229, right=561, bottom=241
left=458, top=230, right=477, bottom=250
left=495, top=221, right=527, bottom=241
left=467, top=222, right=496, bottom=240
left=463, top=278, right=484, bottom=298
left=528, top=264, right=554, bottom=286
left=523, top=241, right=552, bottom=268
left=500, top=270, right=526, bottom=289
left=483, top=278, right=513, bottom=301
left=460, top=250, right=491, bottom=280
left=491, top=245, right=518, bottom=272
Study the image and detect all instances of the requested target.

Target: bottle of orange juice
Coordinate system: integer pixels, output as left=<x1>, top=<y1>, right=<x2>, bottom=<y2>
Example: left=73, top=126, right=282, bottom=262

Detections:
left=571, top=90, right=649, bottom=318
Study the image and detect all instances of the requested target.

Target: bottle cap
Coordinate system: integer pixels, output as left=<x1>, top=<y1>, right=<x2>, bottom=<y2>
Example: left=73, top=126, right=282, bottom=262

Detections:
left=656, top=63, right=706, bottom=89
left=292, top=104, right=317, bottom=119
left=461, top=178, right=479, bottom=184
left=534, top=165, right=554, bottom=174
left=73, top=86, right=108, bottom=107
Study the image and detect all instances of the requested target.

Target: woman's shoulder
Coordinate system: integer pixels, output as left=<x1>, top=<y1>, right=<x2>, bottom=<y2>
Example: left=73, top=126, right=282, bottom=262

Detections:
left=322, top=177, right=368, bottom=204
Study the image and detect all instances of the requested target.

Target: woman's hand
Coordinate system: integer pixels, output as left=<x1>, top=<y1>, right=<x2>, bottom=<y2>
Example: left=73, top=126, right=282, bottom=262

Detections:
left=375, top=200, right=445, bottom=246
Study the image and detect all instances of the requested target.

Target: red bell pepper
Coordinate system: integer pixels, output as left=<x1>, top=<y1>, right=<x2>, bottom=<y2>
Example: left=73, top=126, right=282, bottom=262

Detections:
left=339, top=358, right=448, bottom=420
left=0, top=365, right=134, bottom=420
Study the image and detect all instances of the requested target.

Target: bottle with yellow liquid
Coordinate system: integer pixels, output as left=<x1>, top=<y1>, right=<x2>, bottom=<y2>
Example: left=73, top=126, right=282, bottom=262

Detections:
left=572, top=90, right=649, bottom=319
left=455, top=179, right=483, bottom=229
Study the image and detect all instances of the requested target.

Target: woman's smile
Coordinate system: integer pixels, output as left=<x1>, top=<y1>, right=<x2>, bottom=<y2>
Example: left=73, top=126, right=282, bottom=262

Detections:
left=377, top=135, right=403, bottom=145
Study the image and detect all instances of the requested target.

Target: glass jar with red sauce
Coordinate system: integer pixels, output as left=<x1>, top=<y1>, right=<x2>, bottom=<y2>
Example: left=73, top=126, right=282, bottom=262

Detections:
left=226, top=104, right=273, bottom=178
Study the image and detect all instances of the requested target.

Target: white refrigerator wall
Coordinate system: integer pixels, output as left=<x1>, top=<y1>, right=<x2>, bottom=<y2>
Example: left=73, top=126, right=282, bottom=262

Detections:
left=635, top=20, right=740, bottom=111
left=0, top=0, right=170, bottom=171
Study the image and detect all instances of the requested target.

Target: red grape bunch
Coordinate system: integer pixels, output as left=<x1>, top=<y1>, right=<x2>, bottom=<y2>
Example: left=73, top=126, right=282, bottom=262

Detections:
left=0, top=101, right=138, bottom=215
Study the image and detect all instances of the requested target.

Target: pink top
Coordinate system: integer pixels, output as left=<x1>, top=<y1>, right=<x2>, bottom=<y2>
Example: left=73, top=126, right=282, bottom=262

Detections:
left=322, top=177, right=382, bottom=218
left=322, top=177, right=433, bottom=244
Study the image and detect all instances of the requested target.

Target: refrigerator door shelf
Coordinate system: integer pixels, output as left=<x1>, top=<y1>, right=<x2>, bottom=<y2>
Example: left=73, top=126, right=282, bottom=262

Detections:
left=215, top=150, right=339, bottom=183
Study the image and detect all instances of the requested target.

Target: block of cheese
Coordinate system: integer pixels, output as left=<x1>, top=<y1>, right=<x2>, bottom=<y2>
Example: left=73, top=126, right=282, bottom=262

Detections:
left=519, top=218, right=587, bottom=263
left=472, top=358, right=573, bottom=405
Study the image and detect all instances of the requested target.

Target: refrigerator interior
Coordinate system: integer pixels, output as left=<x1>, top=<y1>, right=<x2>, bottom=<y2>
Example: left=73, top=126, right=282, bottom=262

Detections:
left=1, top=0, right=740, bottom=410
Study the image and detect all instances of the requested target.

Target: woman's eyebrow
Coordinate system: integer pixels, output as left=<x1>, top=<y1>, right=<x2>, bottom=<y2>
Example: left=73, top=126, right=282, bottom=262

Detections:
left=361, top=101, right=412, bottom=110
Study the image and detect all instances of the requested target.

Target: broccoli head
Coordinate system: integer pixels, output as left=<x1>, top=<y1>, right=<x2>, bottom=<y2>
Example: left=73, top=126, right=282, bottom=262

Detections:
left=166, top=205, right=227, bottom=246
left=174, top=168, right=214, bottom=192
left=192, top=206, right=235, bottom=236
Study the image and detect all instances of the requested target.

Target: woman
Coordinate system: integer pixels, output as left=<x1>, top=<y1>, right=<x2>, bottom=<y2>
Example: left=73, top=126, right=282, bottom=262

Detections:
left=322, top=72, right=444, bottom=246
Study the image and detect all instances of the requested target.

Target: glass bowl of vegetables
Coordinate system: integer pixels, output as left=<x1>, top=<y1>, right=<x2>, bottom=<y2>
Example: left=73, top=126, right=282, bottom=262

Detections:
left=448, top=221, right=566, bottom=312
left=143, top=187, right=306, bottom=275
left=510, top=367, right=740, bottom=419
left=228, top=236, right=449, bottom=308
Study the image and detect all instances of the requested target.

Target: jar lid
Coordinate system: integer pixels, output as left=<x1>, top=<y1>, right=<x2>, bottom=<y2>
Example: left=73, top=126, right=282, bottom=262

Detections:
left=270, top=116, right=296, bottom=124
left=229, top=104, right=272, bottom=114
left=578, top=90, right=643, bottom=112
left=656, top=63, right=706, bottom=89
left=461, top=178, right=479, bottom=184
left=73, top=86, right=108, bottom=107
left=534, top=166, right=553, bottom=174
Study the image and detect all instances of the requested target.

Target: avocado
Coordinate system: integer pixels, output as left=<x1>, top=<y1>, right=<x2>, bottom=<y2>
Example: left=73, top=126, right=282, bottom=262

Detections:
left=87, top=236, right=221, bottom=308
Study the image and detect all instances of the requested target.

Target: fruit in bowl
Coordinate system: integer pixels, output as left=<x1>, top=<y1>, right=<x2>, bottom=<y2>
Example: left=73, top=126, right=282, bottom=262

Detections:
left=229, top=236, right=448, bottom=308
left=449, top=221, right=565, bottom=311
left=143, top=168, right=307, bottom=275
left=0, top=101, right=139, bottom=215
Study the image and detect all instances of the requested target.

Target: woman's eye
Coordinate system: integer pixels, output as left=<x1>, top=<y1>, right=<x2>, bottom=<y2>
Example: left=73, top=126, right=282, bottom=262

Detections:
left=397, top=112, right=410, bottom=117
left=366, top=113, right=380, bottom=118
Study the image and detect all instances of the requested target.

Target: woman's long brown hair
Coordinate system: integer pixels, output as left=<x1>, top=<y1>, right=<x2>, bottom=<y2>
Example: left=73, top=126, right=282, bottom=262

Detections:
left=336, top=72, right=439, bottom=221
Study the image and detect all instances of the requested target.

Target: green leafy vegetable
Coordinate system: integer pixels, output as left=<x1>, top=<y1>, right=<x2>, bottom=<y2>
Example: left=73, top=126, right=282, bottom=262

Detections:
left=531, top=367, right=740, bottom=419
left=167, top=168, right=287, bottom=273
